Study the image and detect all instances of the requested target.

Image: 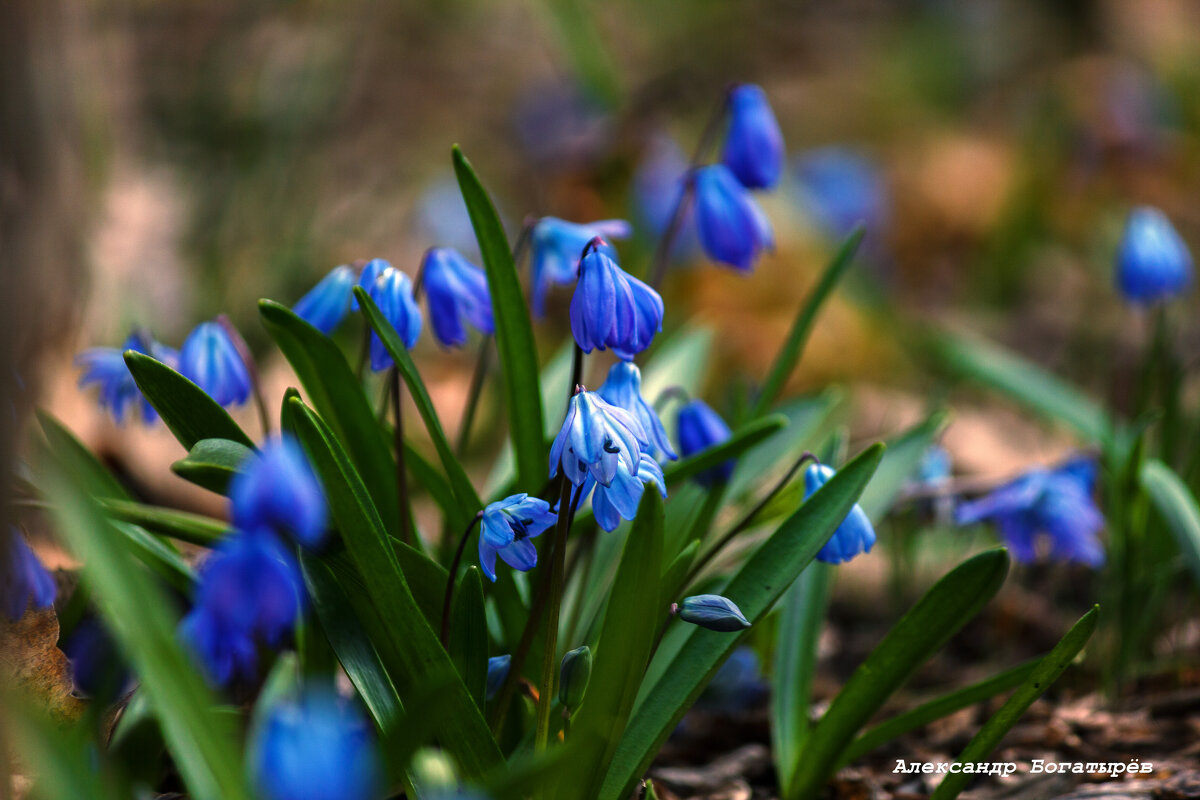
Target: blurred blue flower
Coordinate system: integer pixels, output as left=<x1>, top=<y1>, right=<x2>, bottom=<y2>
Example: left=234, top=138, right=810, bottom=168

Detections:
left=597, top=361, right=676, bottom=460
left=352, top=258, right=390, bottom=311
left=917, top=445, right=952, bottom=485
left=791, top=147, right=888, bottom=240
left=365, top=265, right=422, bottom=371
left=569, top=243, right=663, bottom=360
left=955, top=458, right=1105, bottom=567
left=415, top=176, right=480, bottom=257
left=530, top=217, right=632, bottom=317
left=486, top=654, right=511, bottom=700
left=477, top=494, right=557, bottom=582
left=698, top=646, right=768, bottom=712
left=1115, top=206, right=1193, bottom=304
left=231, top=435, right=328, bottom=550
left=293, top=265, right=357, bottom=335
left=179, top=607, right=259, bottom=688
left=633, top=135, right=701, bottom=262
left=804, top=464, right=876, bottom=564
left=588, top=452, right=666, bottom=532
left=511, top=80, right=612, bottom=168
left=63, top=617, right=128, bottom=701
left=722, top=84, right=785, bottom=190
left=251, top=687, right=382, bottom=800
left=693, top=165, right=773, bottom=272
left=76, top=330, right=177, bottom=425
left=178, top=321, right=252, bottom=408
left=3, top=529, right=56, bottom=621
left=676, top=399, right=733, bottom=486
left=550, top=390, right=647, bottom=488
left=676, top=594, right=751, bottom=632
left=422, top=248, right=494, bottom=348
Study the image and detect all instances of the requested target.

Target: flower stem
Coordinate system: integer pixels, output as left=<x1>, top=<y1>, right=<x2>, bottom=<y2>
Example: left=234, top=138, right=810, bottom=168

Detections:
left=440, top=511, right=484, bottom=646
left=390, top=367, right=412, bottom=547
left=456, top=337, right=492, bottom=456
left=216, top=314, right=271, bottom=436
left=567, top=344, right=585, bottom=411
left=535, top=481, right=582, bottom=752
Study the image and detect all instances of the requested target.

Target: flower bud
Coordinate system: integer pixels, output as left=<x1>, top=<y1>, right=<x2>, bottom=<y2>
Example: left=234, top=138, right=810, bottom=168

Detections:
left=676, top=399, right=734, bottom=487
left=692, top=165, right=773, bottom=272
left=721, top=84, right=785, bottom=189
left=486, top=654, right=511, bottom=700
left=676, top=594, right=751, bottom=632
left=558, top=645, right=592, bottom=709
left=1115, top=206, right=1193, bottom=304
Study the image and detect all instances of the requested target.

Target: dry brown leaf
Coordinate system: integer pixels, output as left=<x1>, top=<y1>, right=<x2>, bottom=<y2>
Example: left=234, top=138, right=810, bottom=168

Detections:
left=0, top=607, right=86, bottom=724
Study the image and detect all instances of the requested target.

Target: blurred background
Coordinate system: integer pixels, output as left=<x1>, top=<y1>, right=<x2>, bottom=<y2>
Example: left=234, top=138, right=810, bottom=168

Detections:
left=9, top=0, right=1200, bottom=518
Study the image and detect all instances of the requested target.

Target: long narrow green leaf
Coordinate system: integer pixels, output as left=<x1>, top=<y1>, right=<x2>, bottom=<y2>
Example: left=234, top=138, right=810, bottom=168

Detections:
left=110, top=521, right=195, bottom=590
left=601, top=444, right=884, bottom=800
left=751, top=226, right=864, bottom=418
left=171, top=438, right=253, bottom=495
left=930, top=606, right=1098, bottom=800
left=450, top=566, right=489, bottom=709
left=1141, top=459, right=1200, bottom=588
left=453, top=145, right=545, bottom=492
left=785, top=549, right=1011, bottom=800
left=858, top=411, right=949, bottom=520
left=37, top=412, right=130, bottom=500
left=99, top=498, right=227, bottom=547
left=124, top=351, right=255, bottom=450
left=663, top=414, right=787, bottom=486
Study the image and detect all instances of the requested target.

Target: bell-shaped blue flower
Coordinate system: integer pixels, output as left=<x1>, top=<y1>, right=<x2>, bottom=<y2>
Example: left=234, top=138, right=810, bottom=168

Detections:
left=351, top=258, right=390, bottom=311
left=230, top=435, right=328, bottom=550
left=721, top=84, right=785, bottom=189
left=804, top=464, right=876, bottom=564
left=550, top=389, right=647, bottom=488
left=597, top=361, right=676, bottom=460
left=251, top=687, right=382, bottom=800
left=530, top=217, right=632, bottom=317
left=693, top=165, right=773, bottom=272
left=179, top=607, right=259, bottom=687
left=76, top=330, right=177, bottom=425
left=422, top=248, right=494, bottom=348
left=588, top=452, right=666, bottom=532
left=486, top=654, right=511, bottom=700
left=3, top=529, right=56, bottom=621
left=955, top=457, right=1105, bottom=567
left=792, top=147, right=888, bottom=239
left=676, top=594, right=751, bottom=632
left=1115, top=206, right=1193, bottom=304
left=477, top=494, right=557, bottom=582
left=677, top=399, right=734, bottom=487
left=569, top=243, right=664, bottom=360
left=294, top=265, right=357, bottom=335
left=63, top=617, right=128, bottom=701
left=366, top=265, right=422, bottom=372
left=178, top=321, right=252, bottom=408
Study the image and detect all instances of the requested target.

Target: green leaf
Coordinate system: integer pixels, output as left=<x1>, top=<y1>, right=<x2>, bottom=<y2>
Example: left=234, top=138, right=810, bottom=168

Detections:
left=568, top=490, right=665, bottom=800
left=931, top=333, right=1112, bottom=444
left=123, top=350, right=255, bottom=451
left=453, top=145, right=546, bottom=492
left=393, top=538, right=451, bottom=629
left=3, top=698, right=124, bottom=800
left=785, top=548, right=1011, bottom=800
left=450, top=566, right=489, bottom=709
left=750, top=227, right=864, bottom=418
left=1141, top=459, right=1200, bottom=589
left=728, top=390, right=843, bottom=500
left=259, top=299, right=400, bottom=537
left=110, top=521, right=195, bottom=591
left=601, top=444, right=884, bottom=800
left=930, top=606, right=1098, bottom=800
left=663, top=414, right=788, bottom=486
left=37, top=412, right=130, bottom=500
left=171, top=438, right=253, bottom=495
left=99, top=498, right=227, bottom=547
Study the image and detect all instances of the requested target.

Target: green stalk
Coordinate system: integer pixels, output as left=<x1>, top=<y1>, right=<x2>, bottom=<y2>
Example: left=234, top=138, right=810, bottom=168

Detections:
left=535, top=481, right=580, bottom=752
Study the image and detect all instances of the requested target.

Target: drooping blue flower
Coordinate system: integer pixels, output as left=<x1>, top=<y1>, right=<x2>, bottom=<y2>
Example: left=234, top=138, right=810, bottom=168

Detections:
left=76, top=330, right=177, bottom=425
left=179, top=607, right=259, bottom=687
left=3, top=529, right=56, bottom=621
left=477, top=494, right=557, bottom=582
left=366, top=265, right=422, bottom=372
left=550, top=390, right=647, bottom=488
left=692, top=165, right=773, bottom=272
left=1115, top=206, right=1193, bottom=304
left=804, top=464, right=876, bottom=564
left=955, top=458, right=1105, bottom=567
left=792, top=147, right=888, bottom=239
left=294, top=265, right=357, bottom=335
left=721, top=84, right=785, bottom=190
left=569, top=244, right=664, bottom=360
left=230, top=435, right=328, bottom=550
left=486, top=655, right=511, bottom=700
left=251, top=687, right=382, bottom=800
left=352, top=258, right=390, bottom=311
left=178, top=321, right=252, bottom=408
left=530, top=217, right=632, bottom=317
left=597, top=361, right=675, bottom=460
left=676, top=399, right=734, bottom=487
left=675, top=594, right=751, bottom=632
left=588, top=452, right=666, bottom=532
left=422, top=248, right=494, bottom=348
left=63, top=617, right=128, bottom=701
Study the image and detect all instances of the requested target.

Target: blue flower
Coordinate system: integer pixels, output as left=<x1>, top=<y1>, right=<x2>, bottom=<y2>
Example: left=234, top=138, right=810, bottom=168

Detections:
left=569, top=244, right=664, bottom=360
left=230, top=435, right=328, bottom=550
left=597, top=361, right=675, bottom=460
left=486, top=654, right=511, bottom=700
left=251, top=687, right=382, bottom=800
left=351, top=258, right=390, bottom=311
left=693, top=165, right=773, bottom=272
left=955, top=458, right=1105, bottom=567
left=178, top=321, right=252, bottom=408
left=530, top=217, right=632, bottom=317
left=76, top=330, right=177, bottom=425
left=179, top=608, right=259, bottom=687
left=365, top=265, right=422, bottom=372
left=633, top=135, right=701, bottom=261
left=422, top=248, right=494, bottom=348
left=294, top=265, right=357, bottom=335
left=1115, top=206, right=1193, bottom=304
left=722, top=84, right=785, bottom=190
left=676, top=399, right=734, bottom=487
left=676, top=594, right=751, bottom=632
left=477, top=494, right=557, bottom=582
left=917, top=445, right=952, bottom=486
left=804, top=464, right=876, bottom=564
left=550, top=390, right=647, bottom=488
left=792, top=147, right=888, bottom=239
left=63, top=617, right=128, bottom=701
left=3, top=529, right=56, bottom=621
left=588, top=452, right=666, bottom=532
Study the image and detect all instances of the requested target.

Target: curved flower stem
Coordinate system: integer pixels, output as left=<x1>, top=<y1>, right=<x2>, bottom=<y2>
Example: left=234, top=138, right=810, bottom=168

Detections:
left=390, top=367, right=412, bottom=547
left=567, top=344, right=585, bottom=411
left=535, top=480, right=582, bottom=752
left=456, top=337, right=492, bottom=456
left=440, top=510, right=484, bottom=646
left=216, top=314, right=271, bottom=436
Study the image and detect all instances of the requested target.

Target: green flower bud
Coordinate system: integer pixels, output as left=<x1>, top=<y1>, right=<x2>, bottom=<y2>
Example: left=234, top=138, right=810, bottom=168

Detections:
left=558, top=645, right=592, bottom=709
